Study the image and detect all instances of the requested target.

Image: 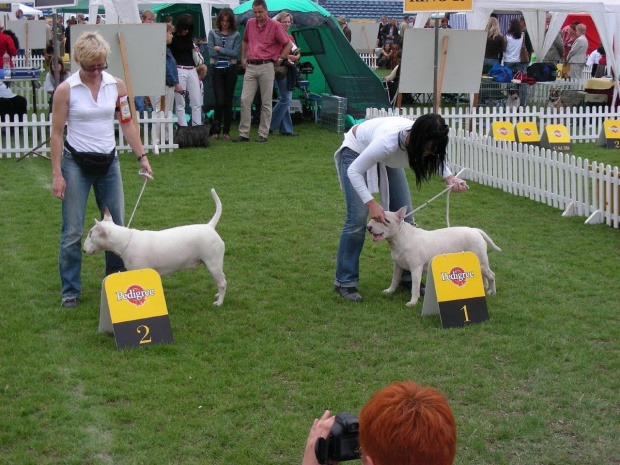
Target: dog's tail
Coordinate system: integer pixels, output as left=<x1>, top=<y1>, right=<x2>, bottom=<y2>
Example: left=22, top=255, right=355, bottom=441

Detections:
left=476, top=229, right=502, bottom=252
left=208, top=189, right=222, bottom=229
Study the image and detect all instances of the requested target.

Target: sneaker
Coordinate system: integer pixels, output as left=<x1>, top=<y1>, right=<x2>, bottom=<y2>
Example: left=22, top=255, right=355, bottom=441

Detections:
left=281, top=132, right=300, bottom=137
left=334, top=286, right=363, bottom=302
left=232, top=136, right=249, bottom=143
left=61, top=296, right=79, bottom=308
left=255, top=136, right=268, bottom=143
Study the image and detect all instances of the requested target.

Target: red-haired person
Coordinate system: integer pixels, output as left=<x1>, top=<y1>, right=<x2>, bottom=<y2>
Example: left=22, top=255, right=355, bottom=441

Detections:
left=302, top=380, right=457, bottom=465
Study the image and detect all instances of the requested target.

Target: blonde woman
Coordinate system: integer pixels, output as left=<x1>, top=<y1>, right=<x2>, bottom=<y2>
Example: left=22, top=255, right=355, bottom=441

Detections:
left=484, top=17, right=505, bottom=70
left=50, top=32, right=153, bottom=308
left=269, top=10, right=301, bottom=136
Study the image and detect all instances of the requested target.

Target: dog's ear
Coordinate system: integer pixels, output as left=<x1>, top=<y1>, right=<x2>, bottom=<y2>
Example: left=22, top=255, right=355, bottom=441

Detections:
left=396, top=206, right=407, bottom=222
left=103, top=207, right=113, bottom=222
left=93, top=218, right=99, bottom=225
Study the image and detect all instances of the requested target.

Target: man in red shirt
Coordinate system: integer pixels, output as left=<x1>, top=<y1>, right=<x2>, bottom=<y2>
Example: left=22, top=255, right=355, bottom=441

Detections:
left=233, top=0, right=292, bottom=143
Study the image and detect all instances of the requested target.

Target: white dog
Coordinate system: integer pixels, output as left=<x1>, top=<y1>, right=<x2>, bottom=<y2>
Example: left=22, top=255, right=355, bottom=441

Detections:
left=367, top=207, right=501, bottom=307
left=84, top=189, right=226, bottom=306
left=505, top=89, right=520, bottom=110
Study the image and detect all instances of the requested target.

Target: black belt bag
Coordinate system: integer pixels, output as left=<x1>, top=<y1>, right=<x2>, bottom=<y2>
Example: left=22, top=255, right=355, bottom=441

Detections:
left=65, top=140, right=116, bottom=175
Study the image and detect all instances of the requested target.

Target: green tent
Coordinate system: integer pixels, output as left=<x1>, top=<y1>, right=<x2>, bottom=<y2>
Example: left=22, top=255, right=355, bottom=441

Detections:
left=56, top=0, right=104, bottom=14
left=150, top=3, right=216, bottom=39
left=233, top=0, right=388, bottom=117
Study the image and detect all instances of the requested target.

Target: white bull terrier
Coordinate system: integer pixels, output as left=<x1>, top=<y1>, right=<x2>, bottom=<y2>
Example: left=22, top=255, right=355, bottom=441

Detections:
left=367, top=207, right=501, bottom=307
left=84, top=188, right=226, bottom=306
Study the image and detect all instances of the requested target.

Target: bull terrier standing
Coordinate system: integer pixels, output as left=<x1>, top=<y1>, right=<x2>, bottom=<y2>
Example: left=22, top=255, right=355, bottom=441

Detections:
left=84, top=189, right=226, bottom=306
left=367, top=206, right=501, bottom=307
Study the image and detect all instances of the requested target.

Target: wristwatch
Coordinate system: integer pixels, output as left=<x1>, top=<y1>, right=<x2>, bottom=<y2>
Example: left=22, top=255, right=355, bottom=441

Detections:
left=137, top=154, right=147, bottom=161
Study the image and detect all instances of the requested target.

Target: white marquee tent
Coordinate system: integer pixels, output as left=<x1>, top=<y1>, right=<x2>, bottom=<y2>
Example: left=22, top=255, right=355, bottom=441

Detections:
left=413, top=0, right=620, bottom=104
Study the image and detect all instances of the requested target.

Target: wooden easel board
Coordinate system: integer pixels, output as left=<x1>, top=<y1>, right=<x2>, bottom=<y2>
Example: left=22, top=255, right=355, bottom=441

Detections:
left=7, top=20, right=47, bottom=50
left=349, top=22, right=380, bottom=53
left=70, top=24, right=166, bottom=97
left=399, top=29, right=486, bottom=94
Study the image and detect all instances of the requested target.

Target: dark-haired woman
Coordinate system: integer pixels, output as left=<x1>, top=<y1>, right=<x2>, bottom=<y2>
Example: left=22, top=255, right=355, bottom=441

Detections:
left=207, top=8, right=241, bottom=140
left=504, top=18, right=526, bottom=74
left=333, top=114, right=468, bottom=302
left=169, top=14, right=202, bottom=126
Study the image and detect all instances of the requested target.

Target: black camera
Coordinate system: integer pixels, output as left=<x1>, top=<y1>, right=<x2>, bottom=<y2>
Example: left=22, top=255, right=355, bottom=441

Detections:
left=314, top=412, right=360, bottom=464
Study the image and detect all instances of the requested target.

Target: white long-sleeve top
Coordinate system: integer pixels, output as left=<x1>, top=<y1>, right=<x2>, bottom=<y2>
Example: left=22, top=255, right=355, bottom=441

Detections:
left=334, top=117, right=452, bottom=207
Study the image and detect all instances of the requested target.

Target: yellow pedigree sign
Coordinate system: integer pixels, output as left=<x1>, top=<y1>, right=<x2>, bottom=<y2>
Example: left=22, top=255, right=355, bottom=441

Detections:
left=516, top=122, right=539, bottom=144
left=431, top=252, right=485, bottom=302
left=492, top=122, right=515, bottom=142
left=604, top=120, right=620, bottom=139
left=541, top=124, right=571, bottom=152
left=105, top=269, right=168, bottom=324
left=602, top=120, right=620, bottom=149
left=422, top=252, right=489, bottom=328
left=404, top=0, right=473, bottom=13
left=545, top=124, right=570, bottom=143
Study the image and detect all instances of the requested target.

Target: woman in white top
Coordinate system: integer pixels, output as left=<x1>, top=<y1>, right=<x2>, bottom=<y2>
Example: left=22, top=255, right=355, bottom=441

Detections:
left=51, top=31, right=153, bottom=308
left=333, top=114, right=468, bottom=302
left=503, top=18, right=527, bottom=74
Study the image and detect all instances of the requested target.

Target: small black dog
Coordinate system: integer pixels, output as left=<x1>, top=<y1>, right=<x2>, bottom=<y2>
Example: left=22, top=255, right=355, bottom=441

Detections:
left=174, top=125, right=210, bottom=149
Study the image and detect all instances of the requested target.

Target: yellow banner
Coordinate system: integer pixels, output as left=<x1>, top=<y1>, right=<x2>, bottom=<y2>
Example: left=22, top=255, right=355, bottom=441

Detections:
left=105, top=269, right=169, bottom=324
left=404, top=0, right=473, bottom=13
left=492, top=122, right=515, bottom=142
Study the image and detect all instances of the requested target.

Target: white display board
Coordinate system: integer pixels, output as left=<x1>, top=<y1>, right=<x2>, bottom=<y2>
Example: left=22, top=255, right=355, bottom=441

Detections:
left=7, top=20, right=48, bottom=50
left=349, top=22, right=379, bottom=52
left=70, top=24, right=166, bottom=97
left=399, top=29, right=486, bottom=94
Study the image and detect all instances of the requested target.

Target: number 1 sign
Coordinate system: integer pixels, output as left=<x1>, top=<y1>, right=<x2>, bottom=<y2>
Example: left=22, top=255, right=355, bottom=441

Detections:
left=422, top=252, right=489, bottom=329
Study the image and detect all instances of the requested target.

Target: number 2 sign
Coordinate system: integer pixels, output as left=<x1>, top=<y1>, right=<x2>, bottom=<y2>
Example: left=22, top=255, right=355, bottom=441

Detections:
left=99, top=269, right=174, bottom=349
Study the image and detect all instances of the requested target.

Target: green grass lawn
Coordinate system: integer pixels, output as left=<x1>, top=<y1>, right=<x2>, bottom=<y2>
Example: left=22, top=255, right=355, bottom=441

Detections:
left=1, top=121, right=619, bottom=464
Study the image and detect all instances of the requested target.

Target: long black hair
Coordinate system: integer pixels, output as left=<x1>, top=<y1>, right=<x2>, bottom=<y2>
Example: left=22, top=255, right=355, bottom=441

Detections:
left=406, top=113, right=449, bottom=188
left=175, top=14, right=195, bottom=35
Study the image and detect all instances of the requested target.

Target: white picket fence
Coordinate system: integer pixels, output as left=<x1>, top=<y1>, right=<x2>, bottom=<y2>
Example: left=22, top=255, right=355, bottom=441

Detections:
left=448, top=129, right=619, bottom=229
left=365, top=107, right=620, bottom=228
left=13, top=54, right=46, bottom=70
left=0, top=112, right=178, bottom=159
left=358, top=52, right=377, bottom=70
left=367, top=105, right=620, bottom=143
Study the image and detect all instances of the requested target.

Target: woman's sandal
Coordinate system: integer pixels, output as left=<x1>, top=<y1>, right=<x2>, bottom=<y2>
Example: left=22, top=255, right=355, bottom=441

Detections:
left=222, top=134, right=230, bottom=140
left=211, top=134, right=219, bottom=140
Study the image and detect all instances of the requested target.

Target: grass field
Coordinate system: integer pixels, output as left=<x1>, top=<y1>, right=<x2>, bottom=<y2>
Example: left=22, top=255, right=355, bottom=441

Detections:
left=1, top=121, right=619, bottom=464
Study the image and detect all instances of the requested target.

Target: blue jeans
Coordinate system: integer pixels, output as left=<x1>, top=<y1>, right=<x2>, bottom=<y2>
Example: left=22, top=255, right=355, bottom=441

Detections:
left=269, top=77, right=293, bottom=134
left=59, top=149, right=126, bottom=298
left=335, top=147, right=414, bottom=288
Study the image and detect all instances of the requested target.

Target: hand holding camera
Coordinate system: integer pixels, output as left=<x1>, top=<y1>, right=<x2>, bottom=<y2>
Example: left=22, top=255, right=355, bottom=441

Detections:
left=303, top=411, right=360, bottom=465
